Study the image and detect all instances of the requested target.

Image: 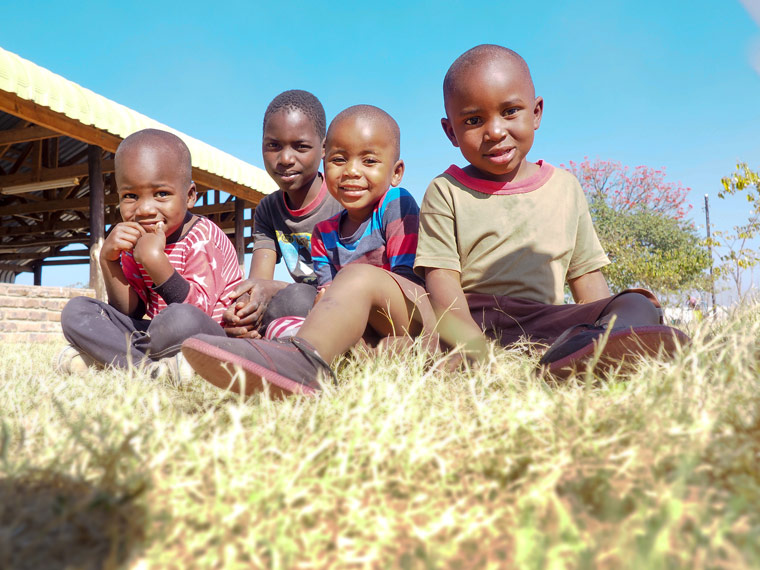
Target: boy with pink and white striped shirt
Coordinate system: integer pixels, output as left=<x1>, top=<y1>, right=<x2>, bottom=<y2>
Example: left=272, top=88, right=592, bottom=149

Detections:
left=58, top=129, right=242, bottom=377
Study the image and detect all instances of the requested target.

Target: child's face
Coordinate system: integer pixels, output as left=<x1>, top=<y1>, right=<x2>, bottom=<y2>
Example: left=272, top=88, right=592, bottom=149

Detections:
left=324, top=116, right=404, bottom=222
left=441, top=58, right=543, bottom=183
left=116, top=145, right=197, bottom=235
left=262, top=109, right=324, bottom=195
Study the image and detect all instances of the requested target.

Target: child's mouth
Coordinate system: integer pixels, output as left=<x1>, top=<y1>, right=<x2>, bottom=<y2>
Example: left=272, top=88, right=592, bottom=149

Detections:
left=139, top=220, right=163, bottom=231
left=339, top=186, right=367, bottom=198
left=277, top=171, right=299, bottom=182
left=485, top=148, right=515, bottom=164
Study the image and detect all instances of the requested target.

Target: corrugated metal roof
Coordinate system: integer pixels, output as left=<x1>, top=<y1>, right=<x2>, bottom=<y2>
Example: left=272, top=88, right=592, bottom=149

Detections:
left=0, top=46, right=277, bottom=195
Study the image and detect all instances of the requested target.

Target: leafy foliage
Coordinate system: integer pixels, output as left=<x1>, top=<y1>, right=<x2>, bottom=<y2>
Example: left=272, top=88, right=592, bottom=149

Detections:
left=591, top=200, right=710, bottom=294
left=713, top=163, right=760, bottom=298
left=564, top=158, right=709, bottom=296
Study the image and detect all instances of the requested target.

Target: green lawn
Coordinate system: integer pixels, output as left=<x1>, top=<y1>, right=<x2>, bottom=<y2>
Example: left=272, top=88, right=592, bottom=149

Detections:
left=1, top=306, right=759, bottom=569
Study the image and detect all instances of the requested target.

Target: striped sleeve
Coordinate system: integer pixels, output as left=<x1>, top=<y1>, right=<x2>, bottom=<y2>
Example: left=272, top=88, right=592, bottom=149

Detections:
left=179, top=218, right=243, bottom=323
left=311, top=219, right=338, bottom=287
left=380, top=187, right=422, bottom=283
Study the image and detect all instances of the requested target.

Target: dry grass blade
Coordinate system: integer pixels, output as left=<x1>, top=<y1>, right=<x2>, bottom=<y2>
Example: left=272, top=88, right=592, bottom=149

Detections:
left=0, top=307, right=759, bottom=568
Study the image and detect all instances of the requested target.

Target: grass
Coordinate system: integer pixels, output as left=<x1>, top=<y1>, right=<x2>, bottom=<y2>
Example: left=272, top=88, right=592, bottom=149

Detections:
left=1, top=306, right=760, bottom=569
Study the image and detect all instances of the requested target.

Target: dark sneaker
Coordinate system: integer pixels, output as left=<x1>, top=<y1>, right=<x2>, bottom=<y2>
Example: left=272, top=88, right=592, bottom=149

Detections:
left=181, top=335, right=335, bottom=398
left=539, top=324, right=689, bottom=379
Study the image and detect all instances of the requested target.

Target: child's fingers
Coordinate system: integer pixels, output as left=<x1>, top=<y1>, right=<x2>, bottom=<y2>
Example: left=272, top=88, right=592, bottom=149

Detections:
left=223, top=325, right=249, bottom=337
left=228, top=279, right=254, bottom=300
left=222, top=306, right=239, bottom=324
left=234, top=298, right=261, bottom=318
left=120, top=222, right=147, bottom=236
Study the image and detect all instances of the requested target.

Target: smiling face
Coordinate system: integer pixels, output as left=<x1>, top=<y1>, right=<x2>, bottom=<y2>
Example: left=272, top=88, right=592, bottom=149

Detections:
left=115, top=143, right=197, bottom=235
left=262, top=109, right=324, bottom=197
left=442, top=55, right=543, bottom=183
left=324, top=113, right=404, bottom=223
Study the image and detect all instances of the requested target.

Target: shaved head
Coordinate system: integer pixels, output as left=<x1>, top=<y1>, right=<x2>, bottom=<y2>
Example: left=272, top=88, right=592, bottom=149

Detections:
left=443, top=44, right=534, bottom=106
left=116, top=129, right=192, bottom=186
left=326, top=105, right=401, bottom=161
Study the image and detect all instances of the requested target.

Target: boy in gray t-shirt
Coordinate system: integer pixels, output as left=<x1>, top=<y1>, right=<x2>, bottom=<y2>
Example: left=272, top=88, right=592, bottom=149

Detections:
left=223, top=90, right=341, bottom=338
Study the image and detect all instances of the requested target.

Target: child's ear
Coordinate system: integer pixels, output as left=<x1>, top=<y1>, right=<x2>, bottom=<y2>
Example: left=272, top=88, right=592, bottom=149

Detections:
left=441, top=118, right=459, bottom=147
left=532, top=96, right=544, bottom=130
left=320, top=138, right=326, bottom=160
left=186, top=181, right=198, bottom=208
left=390, top=159, right=405, bottom=187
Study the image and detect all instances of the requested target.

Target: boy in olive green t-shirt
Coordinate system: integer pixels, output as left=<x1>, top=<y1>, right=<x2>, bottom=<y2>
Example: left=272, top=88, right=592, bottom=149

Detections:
left=413, top=44, right=688, bottom=377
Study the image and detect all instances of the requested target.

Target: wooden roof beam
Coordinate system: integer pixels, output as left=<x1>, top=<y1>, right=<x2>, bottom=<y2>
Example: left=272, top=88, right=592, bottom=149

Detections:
left=0, top=262, right=33, bottom=273
left=0, top=125, right=59, bottom=146
left=0, top=159, right=115, bottom=188
left=0, top=234, right=90, bottom=249
left=0, top=90, right=122, bottom=152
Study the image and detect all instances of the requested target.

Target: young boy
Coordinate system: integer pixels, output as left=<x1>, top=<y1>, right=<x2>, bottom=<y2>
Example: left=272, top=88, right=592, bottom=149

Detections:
left=58, top=129, right=242, bottom=377
left=414, top=44, right=687, bottom=377
left=223, top=90, right=342, bottom=338
left=182, top=105, right=435, bottom=397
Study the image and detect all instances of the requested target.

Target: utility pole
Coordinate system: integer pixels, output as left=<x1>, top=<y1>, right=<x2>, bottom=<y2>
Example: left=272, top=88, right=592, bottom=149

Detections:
left=704, top=194, right=716, bottom=314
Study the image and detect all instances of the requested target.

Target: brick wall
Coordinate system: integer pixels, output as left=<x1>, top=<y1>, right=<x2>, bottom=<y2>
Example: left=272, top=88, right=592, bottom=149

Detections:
left=0, top=283, right=95, bottom=343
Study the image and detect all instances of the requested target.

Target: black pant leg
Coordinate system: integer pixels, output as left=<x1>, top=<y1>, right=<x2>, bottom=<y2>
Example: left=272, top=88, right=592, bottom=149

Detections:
left=259, top=283, right=318, bottom=331
left=146, top=303, right=226, bottom=359
left=61, top=296, right=150, bottom=369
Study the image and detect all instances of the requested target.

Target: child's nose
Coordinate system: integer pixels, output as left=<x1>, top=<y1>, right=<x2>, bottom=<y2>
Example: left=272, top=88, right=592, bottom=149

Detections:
left=135, top=199, right=157, bottom=216
left=278, top=148, right=296, bottom=166
left=484, top=118, right=507, bottom=141
left=344, top=159, right=361, bottom=177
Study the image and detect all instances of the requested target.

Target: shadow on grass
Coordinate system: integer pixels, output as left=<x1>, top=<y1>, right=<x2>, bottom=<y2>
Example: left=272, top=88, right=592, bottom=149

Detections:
left=0, top=471, right=147, bottom=570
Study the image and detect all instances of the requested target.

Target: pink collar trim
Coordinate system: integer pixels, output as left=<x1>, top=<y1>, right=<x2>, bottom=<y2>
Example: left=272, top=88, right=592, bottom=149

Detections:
left=281, top=174, right=327, bottom=217
left=444, top=161, right=554, bottom=195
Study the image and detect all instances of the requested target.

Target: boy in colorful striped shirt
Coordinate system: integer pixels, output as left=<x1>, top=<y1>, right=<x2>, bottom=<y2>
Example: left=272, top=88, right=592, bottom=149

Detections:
left=311, top=185, right=421, bottom=288
left=265, top=181, right=422, bottom=340
left=182, top=105, right=436, bottom=397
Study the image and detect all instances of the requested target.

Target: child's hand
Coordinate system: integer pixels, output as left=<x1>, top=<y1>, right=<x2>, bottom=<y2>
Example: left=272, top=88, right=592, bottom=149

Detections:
left=133, top=222, right=167, bottom=266
left=223, top=279, right=280, bottom=328
left=313, top=284, right=330, bottom=306
left=100, top=222, right=146, bottom=262
left=223, top=291, right=259, bottom=337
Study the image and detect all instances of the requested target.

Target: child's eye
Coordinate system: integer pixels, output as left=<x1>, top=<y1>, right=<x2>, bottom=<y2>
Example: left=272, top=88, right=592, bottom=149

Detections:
left=363, top=158, right=379, bottom=165
left=464, top=117, right=481, bottom=126
left=504, top=107, right=520, bottom=117
left=297, top=144, right=312, bottom=152
left=156, top=191, right=170, bottom=198
left=329, top=157, right=346, bottom=165
left=265, top=142, right=281, bottom=150
left=120, top=193, right=137, bottom=201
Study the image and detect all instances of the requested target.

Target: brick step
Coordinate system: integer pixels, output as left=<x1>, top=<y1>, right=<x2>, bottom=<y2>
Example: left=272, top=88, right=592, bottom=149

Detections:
left=0, top=283, right=95, bottom=343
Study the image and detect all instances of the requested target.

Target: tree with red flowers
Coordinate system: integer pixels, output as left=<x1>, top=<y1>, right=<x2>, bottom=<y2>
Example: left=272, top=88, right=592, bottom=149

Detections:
left=563, top=158, right=709, bottom=297
left=565, top=157, right=692, bottom=219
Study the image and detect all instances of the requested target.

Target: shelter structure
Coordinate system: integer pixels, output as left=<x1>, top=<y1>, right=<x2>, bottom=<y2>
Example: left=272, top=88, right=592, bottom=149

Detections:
left=0, top=46, right=276, bottom=295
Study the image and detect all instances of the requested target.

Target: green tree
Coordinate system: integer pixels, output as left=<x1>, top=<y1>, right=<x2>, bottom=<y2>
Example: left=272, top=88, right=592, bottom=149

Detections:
left=590, top=200, right=710, bottom=295
left=565, top=158, right=710, bottom=297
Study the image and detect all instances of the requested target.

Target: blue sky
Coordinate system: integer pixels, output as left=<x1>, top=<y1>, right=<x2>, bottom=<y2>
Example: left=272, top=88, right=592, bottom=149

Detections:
left=4, top=1, right=760, bottom=302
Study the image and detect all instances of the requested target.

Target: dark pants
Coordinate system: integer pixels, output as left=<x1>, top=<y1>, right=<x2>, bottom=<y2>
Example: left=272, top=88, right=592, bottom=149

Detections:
left=61, top=297, right=226, bottom=369
left=466, top=289, right=662, bottom=347
left=258, top=282, right=318, bottom=333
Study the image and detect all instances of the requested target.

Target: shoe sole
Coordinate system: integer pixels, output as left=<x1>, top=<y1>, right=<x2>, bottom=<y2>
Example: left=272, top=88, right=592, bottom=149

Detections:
left=181, top=338, right=318, bottom=398
left=544, top=325, right=689, bottom=380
